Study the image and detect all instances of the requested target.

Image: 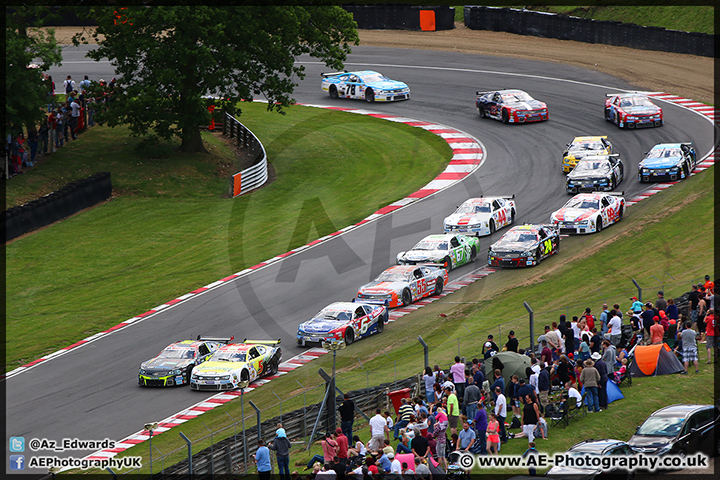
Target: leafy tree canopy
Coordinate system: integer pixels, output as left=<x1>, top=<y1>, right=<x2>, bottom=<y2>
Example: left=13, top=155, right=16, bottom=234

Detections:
left=6, top=6, right=62, bottom=134
left=77, top=5, right=358, bottom=152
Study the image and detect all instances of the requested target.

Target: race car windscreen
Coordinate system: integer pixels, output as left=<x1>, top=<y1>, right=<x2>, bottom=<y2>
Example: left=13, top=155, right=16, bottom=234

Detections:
left=456, top=203, right=490, bottom=214
left=375, top=271, right=410, bottom=282
left=160, top=347, right=196, bottom=359
left=565, top=198, right=599, bottom=209
left=498, top=231, right=537, bottom=244
left=317, top=308, right=352, bottom=321
left=622, top=96, right=654, bottom=107
left=212, top=351, right=247, bottom=362
left=569, top=141, right=604, bottom=152
left=646, top=147, right=682, bottom=159
left=412, top=240, right=448, bottom=251
left=360, top=73, right=389, bottom=83
left=502, top=91, right=533, bottom=102
left=573, top=161, right=610, bottom=173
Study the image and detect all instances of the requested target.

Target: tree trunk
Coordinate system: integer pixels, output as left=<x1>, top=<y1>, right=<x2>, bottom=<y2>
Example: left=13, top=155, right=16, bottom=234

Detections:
left=180, top=126, right=207, bottom=153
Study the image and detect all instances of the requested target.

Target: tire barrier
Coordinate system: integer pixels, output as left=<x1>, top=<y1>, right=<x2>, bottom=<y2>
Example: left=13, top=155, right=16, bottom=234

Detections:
left=342, top=4, right=455, bottom=31
left=464, top=6, right=714, bottom=58
left=4, top=172, right=112, bottom=242
left=223, top=112, right=268, bottom=197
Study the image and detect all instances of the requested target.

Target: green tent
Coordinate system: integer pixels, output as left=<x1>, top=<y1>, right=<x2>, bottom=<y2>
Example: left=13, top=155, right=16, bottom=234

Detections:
left=483, top=351, right=533, bottom=388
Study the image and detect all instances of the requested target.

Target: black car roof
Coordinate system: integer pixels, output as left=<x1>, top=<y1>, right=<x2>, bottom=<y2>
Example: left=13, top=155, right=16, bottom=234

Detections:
left=649, top=404, right=714, bottom=417
left=569, top=439, right=627, bottom=453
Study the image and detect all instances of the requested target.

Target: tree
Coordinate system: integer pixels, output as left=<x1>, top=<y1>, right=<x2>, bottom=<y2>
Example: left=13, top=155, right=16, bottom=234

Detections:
left=5, top=6, right=62, bottom=134
left=77, top=6, right=358, bottom=152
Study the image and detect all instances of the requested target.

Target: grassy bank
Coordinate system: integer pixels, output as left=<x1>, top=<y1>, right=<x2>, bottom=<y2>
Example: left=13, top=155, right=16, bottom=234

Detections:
left=83, top=165, right=714, bottom=475
left=5, top=102, right=451, bottom=370
left=454, top=5, right=714, bottom=34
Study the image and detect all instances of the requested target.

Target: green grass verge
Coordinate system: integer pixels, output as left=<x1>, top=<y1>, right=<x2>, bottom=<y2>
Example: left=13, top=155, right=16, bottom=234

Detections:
left=454, top=5, right=714, bottom=35
left=5, top=101, right=451, bottom=370
left=78, top=166, right=714, bottom=475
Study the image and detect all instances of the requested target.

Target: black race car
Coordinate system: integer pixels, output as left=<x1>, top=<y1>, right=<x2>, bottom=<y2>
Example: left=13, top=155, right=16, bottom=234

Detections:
left=487, top=224, right=559, bottom=268
left=566, top=154, right=624, bottom=194
left=138, top=336, right=232, bottom=387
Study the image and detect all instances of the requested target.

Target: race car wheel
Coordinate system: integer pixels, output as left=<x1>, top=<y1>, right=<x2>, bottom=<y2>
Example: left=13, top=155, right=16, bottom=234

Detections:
left=365, top=89, right=375, bottom=103
left=434, top=278, right=444, bottom=296
left=470, top=247, right=477, bottom=262
left=376, top=316, right=385, bottom=333
left=478, top=106, right=487, bottom=118
left=618, top=206, right=624, bottom=222
left=510, top=208, right=516, bottom=224
left=596, top=218, right=603, bottom=232
left=401, top=289, right=412, bottom=307
left=683, top=162, right=690, bottom=177
left=501, top=109, right=509, bottom=124
left=186, top=366, right=194, bottom=384
left=443, top=256, right=452, bottom=271
left=344, top=328, right=355, bottom=345
left=268, top=359, right=278, bottom=376
left=329, top=85, right=338, bottom=99
left=535, top=247, right=543, bottom=264
left=489, top=219, right=496, bottom=235
left=604, top=108, right=612, bottom=122
left=241, top=369, right=250, bottom=383
left=627, top=122, right=635, bottom=129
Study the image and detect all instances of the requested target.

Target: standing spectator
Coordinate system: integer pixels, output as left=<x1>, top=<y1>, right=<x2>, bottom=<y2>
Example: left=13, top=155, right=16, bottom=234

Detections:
left=63, top=75, right=75, bottom=95
left=545, top=325, right=560, bottom=353
left=697, top=291, right=707, bottom=337
left=493, top=386, right=507, bottom=443
left=422, top=366, right=435, bottom=403
left=38, top=115, right=48, bottom=158
left=268, top=426, right=291, bottom=480
left=540, top=340, right=552, bottom=365
left=607, top=310, right=623, bottom=346
left=334, top=427, right=349, bottom=468
left=69, top=97, right=81, bottom=140
left=27, top=128, right=38, bottom=167
left=705, top=309, right=717, bottom=364
left=680, top=321, right=700, bottom=374
left=563, top=321, right=575, bottom=357
left=580, top=307, right=596, bottom=330
left=554, top=355, right=572, bottom=386
left=537, top=362, right=550, bottom=412
left=472, top=398, right=488, bottom=454
left=650, top=317, right=664, bottom=344
left=489, top=369, right=505, bottom=401
left=688, top=284, right=700, bottom=327
left=432, top=406, right=448, bottom=469
left=338, top=393, right=355, bottom=442
left=703, top=275, right=715, bottom=296
left=505, top=331, right=518, bottom=353
left=368, top=409, right=389, bottom=452
left=578, top=333, right=591, bottom=361
left=641, top=303, right=656, bottom=343
left=486, top=412, right=500, bottom=455
left=472, top=358, right=485, bottom=388
left=593, top=352, right=609, bottom=410
left=579, top=359, right=601, bottom=413
left=411, top=427, right=430, bottom=459
left=482, top=335, right=499, bottom=358
left=571, top=316, right=581, bottom=344
left=589, top=328, right=602, bottom=355
left=656, top=291, right=668, bottom=312
left=599, top=304, right=610, bottom=335
left=457, top=420, right=476, bottom=452
left=600, top=340, right=616, bottom=374
left=445, top=386, right=460, bottom=435
left=464, top=375, right=481, bottom=422
left=321, top=432, right=339, bottom=465
left=80, top=75, right=92, bottom=91
left=46, top=74, right=55, bottom=112
left=450, top=356, right=466, bottom=399
left=521, top=394, right=540, bottom=444
left=553, top=321, right=564, bottom=355
left=47, top=109, right=57, bottom=153
left=54, top=107, right=64, bottom=148
left=255, top=439, right=272, bottom=479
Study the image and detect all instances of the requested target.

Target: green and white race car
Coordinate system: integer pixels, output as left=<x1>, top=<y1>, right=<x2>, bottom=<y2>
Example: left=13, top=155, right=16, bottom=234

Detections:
left=396, top=234, right=480, bottom=271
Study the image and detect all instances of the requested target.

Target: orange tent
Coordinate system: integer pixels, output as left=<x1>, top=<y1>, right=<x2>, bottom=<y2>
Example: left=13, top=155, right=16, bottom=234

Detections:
left=629, top=344, right=684, bottom=377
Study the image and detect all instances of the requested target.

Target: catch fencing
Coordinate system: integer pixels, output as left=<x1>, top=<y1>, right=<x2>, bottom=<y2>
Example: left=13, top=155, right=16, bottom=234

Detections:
left=342, top=4, right=455, bottom=31
left=223, top=112, right=268, bottom=197
left=464, top=6, right=714, bottom=58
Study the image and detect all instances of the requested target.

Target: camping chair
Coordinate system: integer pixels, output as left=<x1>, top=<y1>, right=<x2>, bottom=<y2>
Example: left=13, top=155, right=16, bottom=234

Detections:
left=616, top=360, right=633, bottom=387
left=563, top=392, right=587, bottom=427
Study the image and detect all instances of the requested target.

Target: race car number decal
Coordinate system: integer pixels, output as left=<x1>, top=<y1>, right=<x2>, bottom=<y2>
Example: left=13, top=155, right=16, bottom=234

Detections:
left=543, top=239, right=553, bottom=255
left=358, top=316, right=370, bottom=335
left=496, top=209, right=507, bottom=225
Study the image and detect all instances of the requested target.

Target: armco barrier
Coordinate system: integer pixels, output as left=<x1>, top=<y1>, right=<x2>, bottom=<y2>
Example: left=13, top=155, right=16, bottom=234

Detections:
left=4, top=172, right=112, bottom=242
left=342, top=4, right=454, bottom=31
left=464, top=6, right=714, bottom=57
left=223, top=112, right=268, bottom=197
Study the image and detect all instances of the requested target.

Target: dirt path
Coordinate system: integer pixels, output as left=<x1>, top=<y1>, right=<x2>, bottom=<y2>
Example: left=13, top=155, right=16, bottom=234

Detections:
left=359, top=22, right=714, bottom=105
left=47, top=23, right=714, bottom=105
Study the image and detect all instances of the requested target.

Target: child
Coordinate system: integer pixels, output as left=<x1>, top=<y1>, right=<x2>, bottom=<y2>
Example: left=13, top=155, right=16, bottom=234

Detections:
left=522, top=441, right=539, bottom=476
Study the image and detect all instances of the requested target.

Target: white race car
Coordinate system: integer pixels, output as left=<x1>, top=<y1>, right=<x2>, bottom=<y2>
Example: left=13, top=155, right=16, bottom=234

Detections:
left=443, top=196, right=516, bottom=236
left=550, top=193, right=625, bottom=235
left=190, top=340, right=282, bottom=391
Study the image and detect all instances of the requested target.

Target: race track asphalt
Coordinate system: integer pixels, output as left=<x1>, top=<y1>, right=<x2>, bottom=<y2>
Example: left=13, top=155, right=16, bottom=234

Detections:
left=8, top=45, right=715, bottom=473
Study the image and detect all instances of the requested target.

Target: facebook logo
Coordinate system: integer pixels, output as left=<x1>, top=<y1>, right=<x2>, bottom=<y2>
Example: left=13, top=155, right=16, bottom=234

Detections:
left=9, top=455, right=25, bottom=470
left=9, top=437, right=25, bottom=452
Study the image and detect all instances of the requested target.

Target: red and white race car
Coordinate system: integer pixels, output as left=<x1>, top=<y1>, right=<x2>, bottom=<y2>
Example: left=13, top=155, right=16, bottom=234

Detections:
left=443, top=196, right=516, bottom=236
left=550, top=192, right=625, bottom=235
left=356, top=265, right=448, bottom=308
left=604, top=93, right=663, bottom=129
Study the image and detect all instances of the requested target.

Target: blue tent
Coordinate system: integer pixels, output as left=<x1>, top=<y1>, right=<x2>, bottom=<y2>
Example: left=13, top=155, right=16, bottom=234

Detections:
left=581, top=380, right=624, bottom=404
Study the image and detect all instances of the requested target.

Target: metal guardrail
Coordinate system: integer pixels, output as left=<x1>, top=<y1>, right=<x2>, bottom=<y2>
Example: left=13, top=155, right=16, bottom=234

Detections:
left=223, top=112, right=268, bottom=197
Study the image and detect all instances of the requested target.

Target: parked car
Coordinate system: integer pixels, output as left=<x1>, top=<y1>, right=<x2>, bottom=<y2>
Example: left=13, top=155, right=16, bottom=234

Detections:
left=628, top=404, right=719, bottom=457
left=546, top=439, right=636, bottom=479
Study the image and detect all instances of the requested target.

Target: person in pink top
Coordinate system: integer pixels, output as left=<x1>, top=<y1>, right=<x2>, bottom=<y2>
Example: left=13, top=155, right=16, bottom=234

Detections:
left=650, top=316, right=664, bottom=344
left=321, top=432, right=338, bottom=463
left=450, top=356, right=466, bottom=399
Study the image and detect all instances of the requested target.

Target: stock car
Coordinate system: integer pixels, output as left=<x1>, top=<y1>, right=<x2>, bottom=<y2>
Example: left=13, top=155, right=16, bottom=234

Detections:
left=321, top=70, right=410, bottom=102
left=562, top=136, right=613, bottom=173
left=190, top=340, right=282, bottom=391
left=296, top=302, right=389, bottom=347
left=605, top=93, right=664, bottom=129
left=476, top=89, right=548, bottom=123
left=565, top=154, right=625, bottom=193
left=551, top=192, right=625, bottom=234
left=138, top=336, right=232, bottom=387
left=356, top=265, right=448, bottom=308
left=396, top=234, right=480, bottom=270
left=487, top=224, right=559, bottom=268
left=443, top=196, right=516, bottom=236
left=638, top=142, right=697, bottom=182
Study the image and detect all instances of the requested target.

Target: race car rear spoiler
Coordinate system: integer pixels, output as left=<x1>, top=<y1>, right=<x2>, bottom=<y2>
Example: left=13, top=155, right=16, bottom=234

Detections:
left=605, top=91, right=647, bottom=97
left=321, top=71, right=347, bottom=78
left=476, top=91, right=493, bottom=96
left=242, top=339, right=282, bottom=345
left=606, top=191, right=624, bottom=196
left=197, top=335, right=234, bottom=344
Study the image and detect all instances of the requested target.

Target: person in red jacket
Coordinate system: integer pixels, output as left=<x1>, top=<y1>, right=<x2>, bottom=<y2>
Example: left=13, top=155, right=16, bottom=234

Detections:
left=705, top=309, right=717, bottom=364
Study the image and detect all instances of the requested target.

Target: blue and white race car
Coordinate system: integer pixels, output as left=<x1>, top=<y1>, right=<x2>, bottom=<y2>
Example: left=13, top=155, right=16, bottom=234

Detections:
left=296, top=302, right=388, bottom=347
left=321, top=70, right=410, bottom=102
left=638, top=143, right=697, bottom=182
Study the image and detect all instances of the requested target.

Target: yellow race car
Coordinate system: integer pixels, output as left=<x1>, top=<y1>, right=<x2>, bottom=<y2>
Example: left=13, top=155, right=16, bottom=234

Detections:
left=562, top=136, right=612, bottom=173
